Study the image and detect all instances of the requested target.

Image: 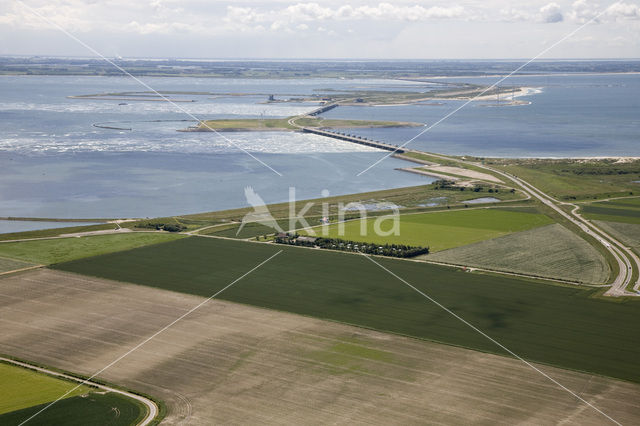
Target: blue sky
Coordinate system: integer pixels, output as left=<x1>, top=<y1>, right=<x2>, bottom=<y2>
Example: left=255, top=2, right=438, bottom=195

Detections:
left=1, top=0, right=639, bottom=58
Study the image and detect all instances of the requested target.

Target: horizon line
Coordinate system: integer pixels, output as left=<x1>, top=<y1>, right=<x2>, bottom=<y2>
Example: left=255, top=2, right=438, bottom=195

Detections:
left=2, top=55, right=640, bottom=62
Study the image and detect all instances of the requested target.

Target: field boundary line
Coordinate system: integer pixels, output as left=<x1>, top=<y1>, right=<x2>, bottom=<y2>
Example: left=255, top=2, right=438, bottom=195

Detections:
left=0, top=356, right=158, bottom=426
left=186, top=233, right=596, bottom=288
left=412, top=258, right=610, bottom=288
left=289, top=203, right=540, bottom=236
left=15, top=249, right=283, bottom=425
left=573, top=195, right=640, bottom=205
left=0, top=265, right=44, bottom=277
left=16, top=0, right=283, bottom=177
left=0, top=229, right=167, bottom=244
left=359, top=251, right=621, bottom=425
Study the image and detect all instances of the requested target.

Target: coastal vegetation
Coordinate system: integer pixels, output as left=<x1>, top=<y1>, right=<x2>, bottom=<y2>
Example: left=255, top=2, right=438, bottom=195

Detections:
left=53, top=236, right=640, bottom=383
left=0, top=223, right=116, bottom=242
left=0, top=233, right=184, bottom=264
left=189, top=117, right=420, bottom=132
left=0, top=182, right=529, bottom=245
left=183, top=183, right=526, bottom=223
left=488, top=158, right=640, bottom=200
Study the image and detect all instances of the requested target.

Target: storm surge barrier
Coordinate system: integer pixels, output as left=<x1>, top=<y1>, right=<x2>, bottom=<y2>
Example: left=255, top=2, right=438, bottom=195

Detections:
left=301, top=127, right=406, bottom=153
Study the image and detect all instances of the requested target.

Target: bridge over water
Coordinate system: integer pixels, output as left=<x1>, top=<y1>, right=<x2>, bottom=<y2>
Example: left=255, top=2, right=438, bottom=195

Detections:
left=301, top=127, right=406, bottom=153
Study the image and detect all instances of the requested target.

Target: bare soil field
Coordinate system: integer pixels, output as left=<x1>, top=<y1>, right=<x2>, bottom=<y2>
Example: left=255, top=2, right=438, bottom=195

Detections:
left=1, top=269, right=638, bottom=425
left=426, top=224, right=610, bottom=284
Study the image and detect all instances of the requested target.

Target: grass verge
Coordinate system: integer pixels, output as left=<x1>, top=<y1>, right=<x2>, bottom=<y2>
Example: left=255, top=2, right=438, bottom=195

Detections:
left=0, top=233, right=184, bottom=264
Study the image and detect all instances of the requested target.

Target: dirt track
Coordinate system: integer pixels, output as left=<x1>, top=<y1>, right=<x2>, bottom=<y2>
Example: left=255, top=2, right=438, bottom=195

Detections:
left=1, top=269, right=639, bottom=425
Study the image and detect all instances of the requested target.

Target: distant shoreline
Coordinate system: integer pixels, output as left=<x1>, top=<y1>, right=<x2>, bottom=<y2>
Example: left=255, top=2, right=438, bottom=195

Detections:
left=2, top=71, right=639, bottom=80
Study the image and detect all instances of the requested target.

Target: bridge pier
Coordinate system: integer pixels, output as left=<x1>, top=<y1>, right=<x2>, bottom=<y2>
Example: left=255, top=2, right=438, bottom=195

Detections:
left=302, top=127, right=404, bottom=153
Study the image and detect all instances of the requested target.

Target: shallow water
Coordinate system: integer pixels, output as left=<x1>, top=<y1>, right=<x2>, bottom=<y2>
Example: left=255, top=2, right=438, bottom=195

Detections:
left=0, top=73, right=637, bottom=219
left=463, top=197, right=501, bottom=204
left=323, top=73, right=640, bottom=158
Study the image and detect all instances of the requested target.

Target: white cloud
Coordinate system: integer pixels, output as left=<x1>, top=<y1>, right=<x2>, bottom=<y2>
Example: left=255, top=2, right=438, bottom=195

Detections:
left=1, top=0, right=639, bottom=58
left=568, top=0, right=599, bottom=23
left=540, top=2, right=563, bottom=23
left=224, top=6, right=266, bottom=25
left=228, top=2, right=467, bottom=24
left=499, top=8, right=532, bottom=22
left=606, top=2, right=640, bottom=20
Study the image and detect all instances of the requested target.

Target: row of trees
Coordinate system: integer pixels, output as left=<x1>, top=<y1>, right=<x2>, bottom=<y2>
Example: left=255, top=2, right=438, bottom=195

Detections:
left=274, top=234, right=429, bottom=258
left=136, top=222, right=187, bottom=233
left=432, top=179, right=515, bottom=194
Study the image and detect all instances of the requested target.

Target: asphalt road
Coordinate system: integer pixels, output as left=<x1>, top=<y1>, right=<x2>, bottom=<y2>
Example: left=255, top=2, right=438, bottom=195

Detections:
left=452, top=155, right=640, bottom=297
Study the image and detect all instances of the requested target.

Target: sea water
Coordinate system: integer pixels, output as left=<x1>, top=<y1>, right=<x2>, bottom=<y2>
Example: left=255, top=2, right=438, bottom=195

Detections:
left=0, top=73, right=638, bottom=227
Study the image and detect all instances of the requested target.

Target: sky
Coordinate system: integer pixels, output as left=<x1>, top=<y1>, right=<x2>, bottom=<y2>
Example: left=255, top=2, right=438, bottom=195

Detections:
left=0, top=0, right=639, bottom=59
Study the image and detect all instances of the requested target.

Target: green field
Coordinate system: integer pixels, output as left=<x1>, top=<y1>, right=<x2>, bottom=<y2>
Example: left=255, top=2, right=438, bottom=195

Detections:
left=595, top=221, right=640, bottom=253
left=581, top=197, right=640, bottom=224
left=427, top=223, right=610, bottom=284
left=203, top=220, right=292, bottom=239
left=0, top=233, right=184, bottom=264
left=182, top=184, right=526, bottom=224
left=0, top=363, right=91, bottom=415
left=0, top=256, right=35, bottom=273
left=196, top=117, right=416, bottom=131
left=0, top=392, right=145, bottom=426
left=301, top=208, right=553, bottom=252
left=0, top=223, right=115, bottom=242
left=55, top=236, right=640, bottom=383
left=491, top=159, right=640, bottom=200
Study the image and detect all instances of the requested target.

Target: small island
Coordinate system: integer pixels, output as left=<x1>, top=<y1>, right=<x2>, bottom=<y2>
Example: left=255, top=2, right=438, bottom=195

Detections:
left=180, top=116, right=422, bottom=132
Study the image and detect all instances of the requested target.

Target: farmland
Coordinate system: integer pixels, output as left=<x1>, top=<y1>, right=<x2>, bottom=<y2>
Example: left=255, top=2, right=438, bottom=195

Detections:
left=0, top=363, right=90, bottom=415
left=202, top=220, right=292, bottom=239
left=427, top=223, right=610, bottom=284
left=54, top=236, right=640, bottom=383
left=489, top=158, right=640, bottom=200
left=0, top=363, right=144, bottom=426
left=595, top=221, right=640, bottom=253
left=300, top=208, right=553, bottom=251
left=1, top=269, right=639, bottom=424
left=0, top=256, right=35, bottom=273
left=581, top=197, right=640, bottom=225
left=0, top=392, right=145, bottom=426
left=0, top=232, right=184, bottom=264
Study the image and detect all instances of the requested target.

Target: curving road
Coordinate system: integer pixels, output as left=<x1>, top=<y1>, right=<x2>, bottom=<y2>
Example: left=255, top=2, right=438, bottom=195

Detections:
left=432, top=153, right=640, bottom=297
left=406, top=150, right=639, bottom=296
left=0, top=356, right=158, bottom=426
